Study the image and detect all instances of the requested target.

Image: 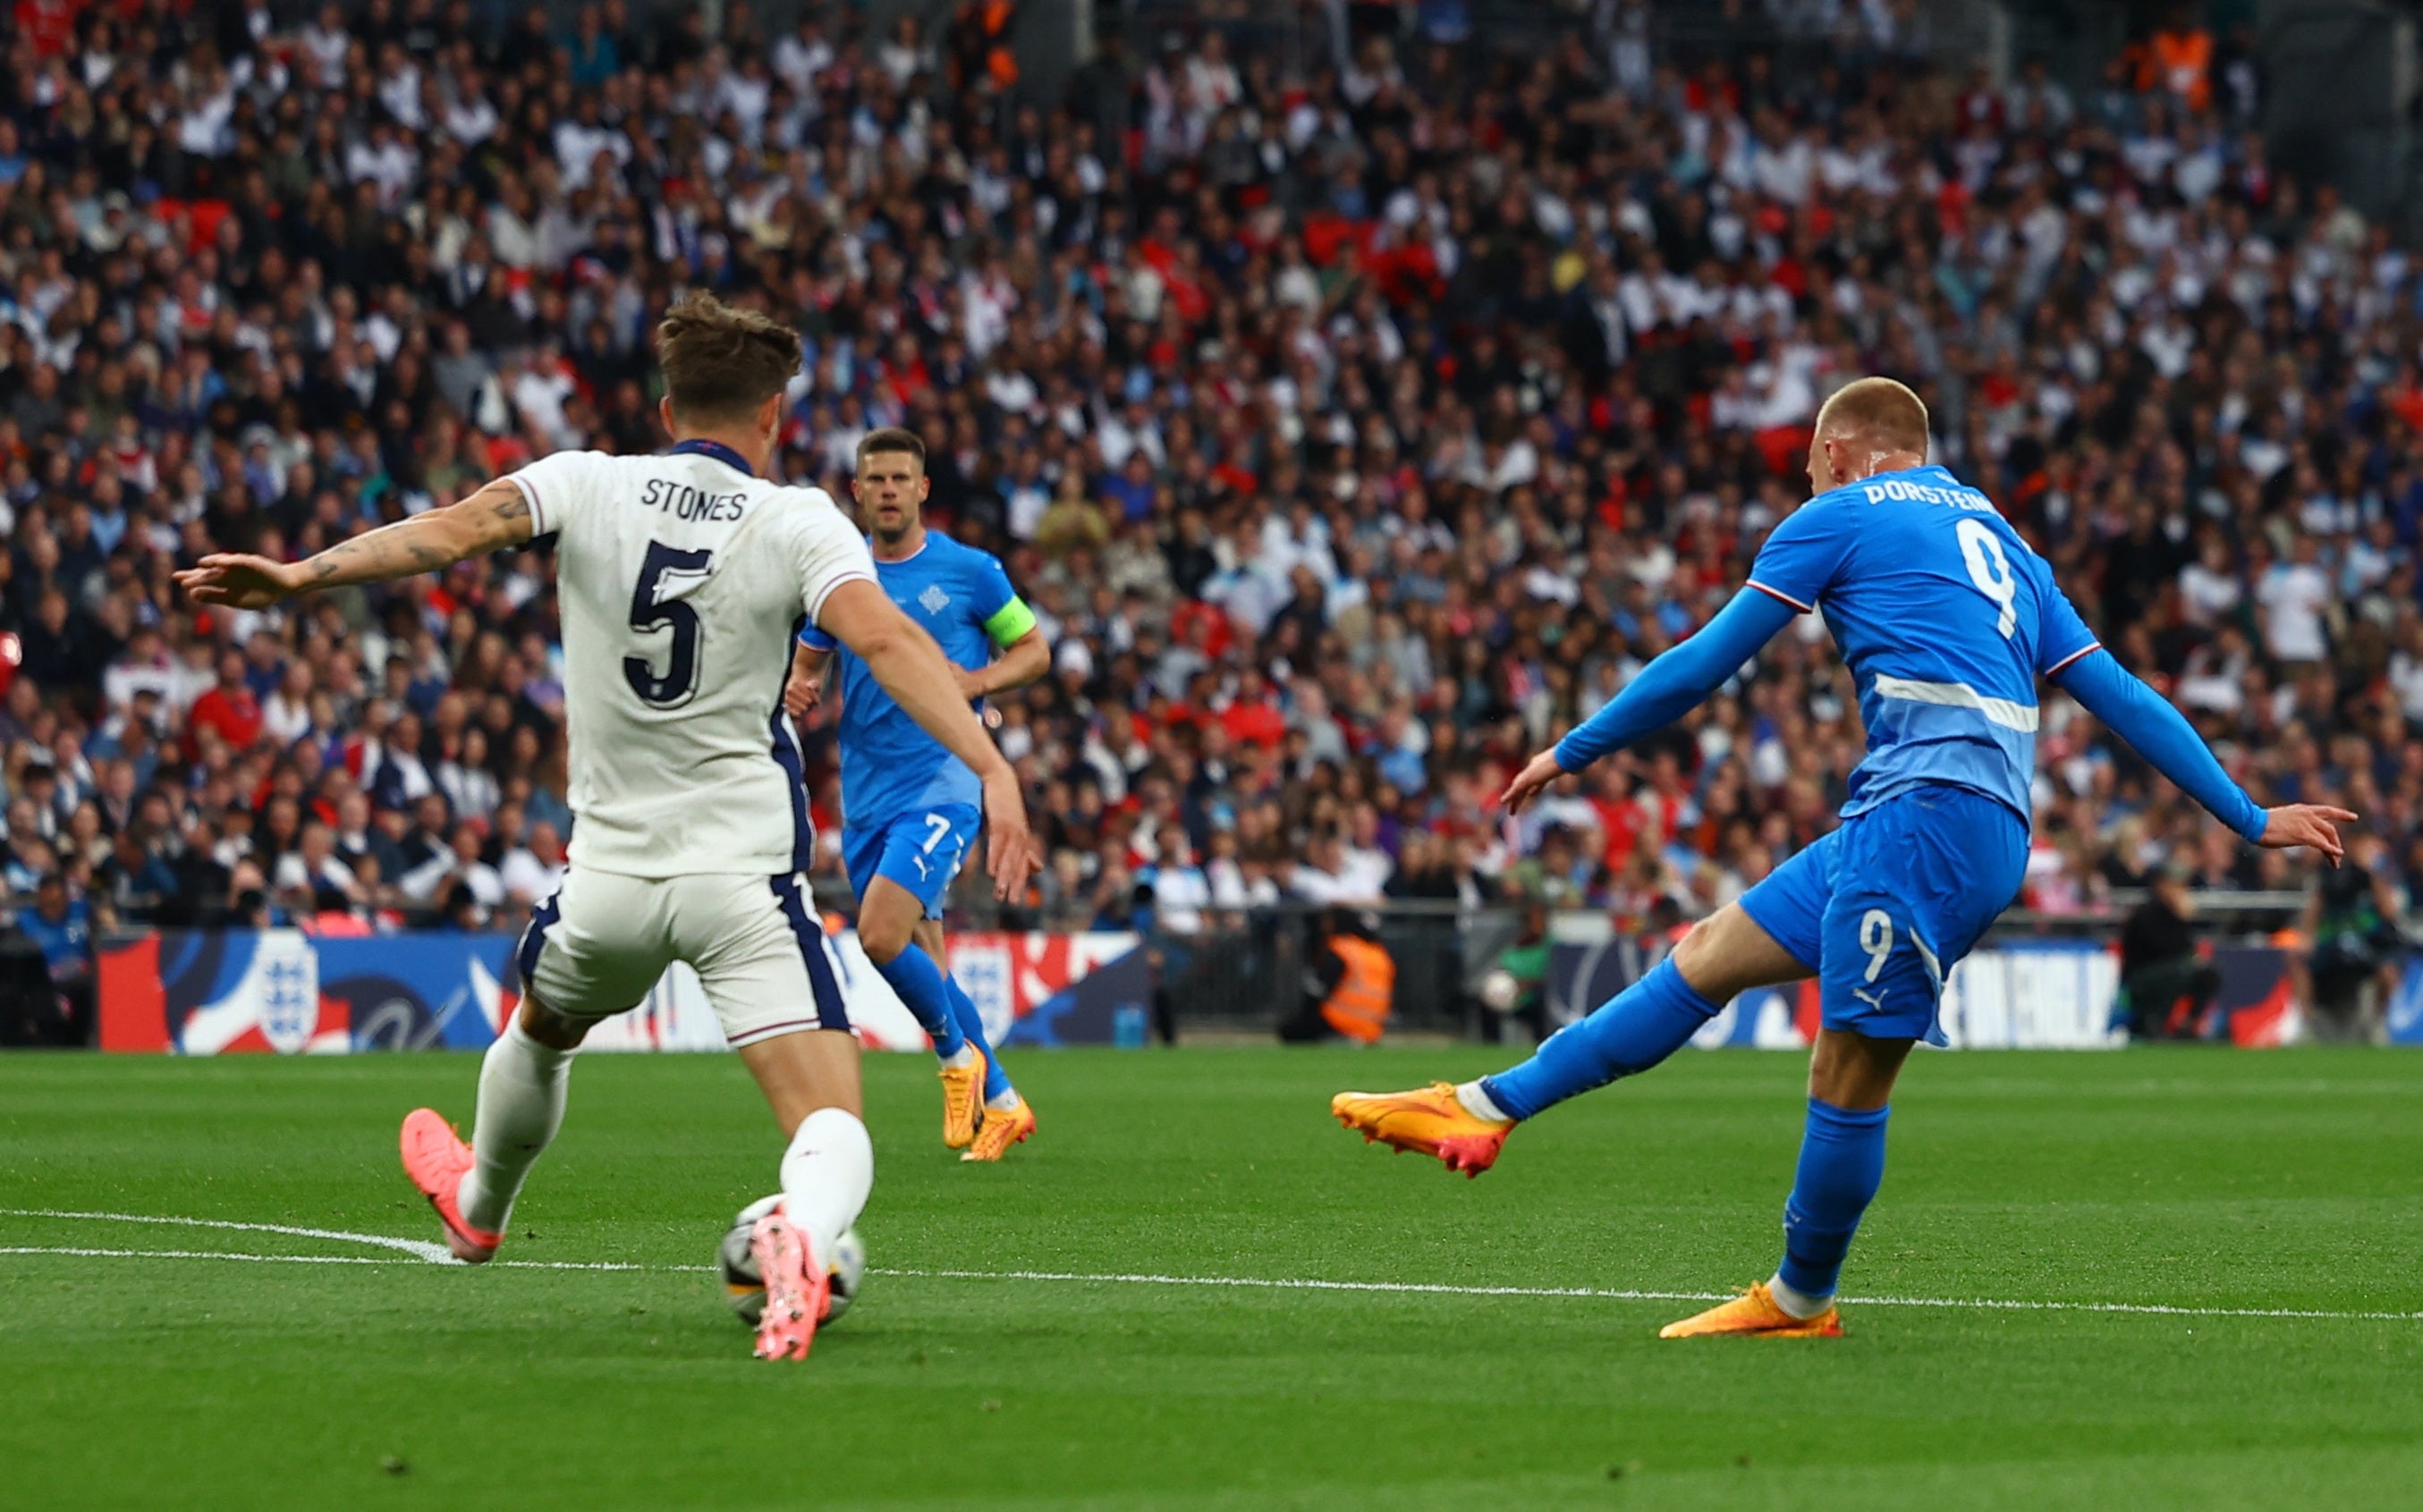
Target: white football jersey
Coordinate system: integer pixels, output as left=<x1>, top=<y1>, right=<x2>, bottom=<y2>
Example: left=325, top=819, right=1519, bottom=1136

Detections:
left=505, top=443, right=875, bottom=878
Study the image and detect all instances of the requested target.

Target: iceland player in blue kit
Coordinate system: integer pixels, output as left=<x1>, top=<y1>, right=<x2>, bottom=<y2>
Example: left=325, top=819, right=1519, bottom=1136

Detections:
left=785, top=428, right=1050, bottom=1161
left=1334, top=378, right=2354, bottom=1335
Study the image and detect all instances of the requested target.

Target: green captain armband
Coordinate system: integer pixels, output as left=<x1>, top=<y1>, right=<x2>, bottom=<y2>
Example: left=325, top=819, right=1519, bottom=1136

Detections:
left=984, top=596, right=1038, bottom=648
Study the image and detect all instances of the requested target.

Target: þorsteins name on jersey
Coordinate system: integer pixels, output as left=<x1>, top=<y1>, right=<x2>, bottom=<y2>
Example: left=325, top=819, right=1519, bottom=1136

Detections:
left=640, top=478, right=749, bottom=522
left=1860, top=477, right=1995, bottom=513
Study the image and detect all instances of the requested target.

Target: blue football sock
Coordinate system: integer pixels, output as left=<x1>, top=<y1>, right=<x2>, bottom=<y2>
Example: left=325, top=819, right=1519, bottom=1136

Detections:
left=1478, top=957, right=1721, bottom=1121
left=1775, top=1096, right=1891, bottom=1302
left=875, top=943, right=968, bottom=1060
left=944, top=975, right=1015, bottom=1102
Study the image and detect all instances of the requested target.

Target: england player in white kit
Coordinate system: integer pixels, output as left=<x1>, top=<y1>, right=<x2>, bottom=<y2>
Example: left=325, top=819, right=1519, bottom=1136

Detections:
left=178, top=294, right=1038, bottom=1362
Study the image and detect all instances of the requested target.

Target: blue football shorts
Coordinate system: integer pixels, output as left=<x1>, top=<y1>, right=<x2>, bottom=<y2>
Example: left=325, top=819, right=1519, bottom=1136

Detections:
left=843, top=804, right=981, bottom=922
left=1736, top=784, right=2028, bottom=1045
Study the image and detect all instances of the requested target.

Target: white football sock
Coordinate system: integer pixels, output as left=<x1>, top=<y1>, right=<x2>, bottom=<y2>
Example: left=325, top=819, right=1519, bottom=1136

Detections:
left=986, top=1089, right=1022, bottom=1112
left=1455, top=1081, right=1512, bottom=1123
left=1766, top=1272, right=1832, bottom=1320
left=457, top=1018, right=575, bottom=1233
left=938, top=1044, right=978, bottom=1070
left=779, top=1107, right=874, bottom=1263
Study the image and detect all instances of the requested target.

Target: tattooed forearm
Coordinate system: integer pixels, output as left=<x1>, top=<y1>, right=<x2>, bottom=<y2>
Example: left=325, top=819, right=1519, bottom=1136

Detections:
left=298, top=513, right=467, bottom=587
left=289, top=478, right=534, bottom=590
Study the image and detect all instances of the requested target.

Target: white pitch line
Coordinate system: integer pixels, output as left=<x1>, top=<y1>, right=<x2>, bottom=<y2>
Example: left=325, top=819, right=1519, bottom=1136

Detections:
left=0, top=1245, right=665, bottom=1273
left=0, top=1207, right=454, bottom=1263
left=885, top=1267, right=2423, bottom=1322
left=4, top=1211, right=2416, bottom=1322
left=889, top=1265, right=1730, bottom=1304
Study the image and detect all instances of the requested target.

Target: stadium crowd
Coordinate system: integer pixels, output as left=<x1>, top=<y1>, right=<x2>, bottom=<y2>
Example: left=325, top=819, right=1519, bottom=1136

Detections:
left=0, top=0, right=2413, bottom=1016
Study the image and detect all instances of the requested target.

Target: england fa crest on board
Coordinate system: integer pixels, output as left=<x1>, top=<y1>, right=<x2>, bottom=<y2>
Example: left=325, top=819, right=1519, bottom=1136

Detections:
left=255, top=936, right=322, bottom=1054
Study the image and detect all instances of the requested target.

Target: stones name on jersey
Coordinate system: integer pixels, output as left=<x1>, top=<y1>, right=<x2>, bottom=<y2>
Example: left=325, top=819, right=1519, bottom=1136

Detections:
left=639, top=477, right=749, bottom=522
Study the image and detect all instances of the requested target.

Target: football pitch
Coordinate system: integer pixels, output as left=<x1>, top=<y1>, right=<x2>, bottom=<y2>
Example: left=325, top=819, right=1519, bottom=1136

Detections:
left=4, top=1047, right=2421, bottom=1510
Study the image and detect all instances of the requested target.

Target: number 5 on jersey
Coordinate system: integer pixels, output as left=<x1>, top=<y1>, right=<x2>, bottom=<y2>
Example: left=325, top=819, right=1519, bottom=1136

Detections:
left=626, top=541, right=715, bottom=707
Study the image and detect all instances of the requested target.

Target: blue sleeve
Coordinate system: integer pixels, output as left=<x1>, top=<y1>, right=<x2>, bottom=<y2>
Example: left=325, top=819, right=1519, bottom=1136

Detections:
left=799, top=624, right=836, bottom=652
left=969, top=550, right=1016, bottom=621
left=1742, top=495, right=1851, bottom=612
left=2054, top=649, right=2266, bottom=841
left=1554, top=588, right=1800, bottom=770
left=2034, top=565, right=2102, bottom=674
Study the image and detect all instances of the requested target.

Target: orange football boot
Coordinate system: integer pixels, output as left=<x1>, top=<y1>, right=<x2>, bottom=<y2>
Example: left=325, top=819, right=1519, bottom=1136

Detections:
left=1659, top=1283, right=1844, bottom=1339
left=961, top=1095, right=1036, bottom=1161
left=939, top=1046, right=988, bottom=1149
left=1330, top=1082, right=1513, bottom=1178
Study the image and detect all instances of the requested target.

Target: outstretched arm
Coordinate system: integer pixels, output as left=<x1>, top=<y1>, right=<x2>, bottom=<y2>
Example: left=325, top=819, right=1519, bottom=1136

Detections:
left=2052, top=648, right=2353, bottom=863
left=1502, top=587, right=1799, bottom=815
left=176, top=478, right=536, bottom=608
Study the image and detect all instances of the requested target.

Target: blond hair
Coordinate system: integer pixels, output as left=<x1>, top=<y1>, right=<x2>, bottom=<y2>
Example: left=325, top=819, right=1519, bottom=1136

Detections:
left=1814, top=376, right=1930, bottom=458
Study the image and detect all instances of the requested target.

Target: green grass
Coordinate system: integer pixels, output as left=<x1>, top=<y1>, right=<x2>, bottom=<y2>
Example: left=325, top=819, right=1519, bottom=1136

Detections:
left=4, top=1047, right=2423, bottom=1510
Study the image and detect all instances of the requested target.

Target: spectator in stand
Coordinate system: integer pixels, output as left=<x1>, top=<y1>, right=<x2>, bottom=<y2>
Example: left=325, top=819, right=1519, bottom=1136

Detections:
left=0, top=0, right=2412, bottom=959
left=273, top=819, right=358, bottom=915
left=16, top=872, right=94, bottom=1044
left=185, top=652, right=264, bottom=757
left=400, top=821, right=504, bottom=911
left=498, top=820, right=567, bottom=908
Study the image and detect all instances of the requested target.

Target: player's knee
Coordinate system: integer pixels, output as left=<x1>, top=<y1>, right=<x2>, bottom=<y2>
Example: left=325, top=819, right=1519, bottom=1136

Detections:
left=1671, top=906, right=1765, bottom=999
left=1808, top=1027, right=1911, bottom=1110
left=858, top=911, right=913, bottom=965
left=517, top=994, right=592, bottom=1051
left=1670, top=916, right=1721, bottom=986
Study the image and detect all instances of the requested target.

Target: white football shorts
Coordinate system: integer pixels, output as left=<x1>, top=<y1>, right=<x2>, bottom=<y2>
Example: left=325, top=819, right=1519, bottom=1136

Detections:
left=515, top=867, right=849, bottom=1048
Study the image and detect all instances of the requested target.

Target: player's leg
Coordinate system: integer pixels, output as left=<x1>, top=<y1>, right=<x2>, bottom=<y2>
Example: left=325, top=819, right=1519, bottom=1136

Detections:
left=735, top=1026, right=870, bottom=1339
left=1332, top=836, right=1827, bottom=1175
left=1476, top=900, right=1813, bottom=1118
left=848, top=820, right=970, bottom=1055
left=1759, top=1025, right=1915, bottom=1315
left=854, top=808, right=1006, bottom=1149
left=918, top=917, right=1013, bottom=1103
left=1665, top=787, right=2028, bottom=1338
left=402, top=871, right=664, bottom=1261
left=688, top=872, right=878, bottom=1361
left=919, top=915, right=1038, bottom=1161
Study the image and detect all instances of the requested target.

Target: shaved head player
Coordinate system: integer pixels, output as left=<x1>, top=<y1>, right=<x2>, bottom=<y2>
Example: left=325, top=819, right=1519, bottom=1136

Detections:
left=1332, top=376, right=2352, bottom=1337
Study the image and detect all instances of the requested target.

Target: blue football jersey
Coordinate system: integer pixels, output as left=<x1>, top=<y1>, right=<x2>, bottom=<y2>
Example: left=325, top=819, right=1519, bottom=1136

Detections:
left=1746, top=464, right=2098, bottom=823
left=801, top=531, right=1025, bottom=830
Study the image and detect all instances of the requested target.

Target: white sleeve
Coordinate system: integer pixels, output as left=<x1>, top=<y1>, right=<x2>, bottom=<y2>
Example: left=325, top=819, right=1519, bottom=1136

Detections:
left=503, top=450, right=611, bottom=536
left=790, top=487, right=879, bottom=626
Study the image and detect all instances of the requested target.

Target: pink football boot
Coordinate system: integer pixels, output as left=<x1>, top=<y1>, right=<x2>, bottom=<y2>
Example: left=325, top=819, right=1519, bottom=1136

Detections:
left=749, top=1210, right=831, bottom=1362
left=399, top=1108, right=502, bottom=1263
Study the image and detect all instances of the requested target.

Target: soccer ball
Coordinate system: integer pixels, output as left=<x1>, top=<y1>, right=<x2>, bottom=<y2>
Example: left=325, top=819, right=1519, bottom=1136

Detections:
left=718, top=1194, right=866, bottom=1327
left=1478, top=968, right=1522, bottom=1011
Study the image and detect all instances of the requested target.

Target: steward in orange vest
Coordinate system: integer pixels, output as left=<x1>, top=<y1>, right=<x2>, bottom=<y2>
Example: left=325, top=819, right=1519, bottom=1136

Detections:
left=2139, top=21, right=2212, bottom=113
left=1282, top=908, right=1396, bottom=1043
left=1321, top=933, right=1396, bottom=1042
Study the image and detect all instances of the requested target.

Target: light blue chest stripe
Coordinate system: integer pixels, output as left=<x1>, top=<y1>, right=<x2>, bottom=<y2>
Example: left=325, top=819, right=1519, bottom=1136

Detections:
left=1848, top=691, right=2038, bottom=820
left=1871, top=675, right=2039, bottom=731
